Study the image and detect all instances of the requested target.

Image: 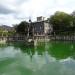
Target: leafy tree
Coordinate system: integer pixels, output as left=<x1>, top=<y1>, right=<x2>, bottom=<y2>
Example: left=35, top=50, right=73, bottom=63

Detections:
left=16, top=21, right=29, bottom=35
left=0, top=28, right=8, bottom=36
left=71, top=11, right=75, bottom=16
left=71, top=11, right=75, bottom=25
left=48, top=11, right=73, bottom=35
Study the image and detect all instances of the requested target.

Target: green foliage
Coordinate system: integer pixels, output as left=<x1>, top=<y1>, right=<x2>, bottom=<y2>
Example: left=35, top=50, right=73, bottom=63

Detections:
left=71, top=11, right=75, bottom=26
left=48, top=11, right=74, bottom=34
left=0, top=28, right=7, bottom=36
left=8, top=30, right=16, bottom=36
left=0, top=27, right=15, bottom=36
left=15, top=21, right=33, bottom=36
left=49, top=11, right=73, bottom=26
left=16, top=21, right=29, bottom=35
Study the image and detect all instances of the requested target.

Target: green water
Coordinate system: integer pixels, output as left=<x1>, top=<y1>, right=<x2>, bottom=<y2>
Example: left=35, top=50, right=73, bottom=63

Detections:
left=0, top=41, right=75, bottom=75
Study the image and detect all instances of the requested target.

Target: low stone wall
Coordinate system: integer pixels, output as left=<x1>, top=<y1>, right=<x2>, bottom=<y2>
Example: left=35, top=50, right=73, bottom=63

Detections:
left=0, top=35, right=75, bottom=43
left=33, top=35, right=75, bottom=41
left=0, top=39, right=7, bottom=44
left=7, top=36, right=27, bottom=42
left=50, top=35, right=75, bottom=41
left=0, top=36, right=26, bottom=42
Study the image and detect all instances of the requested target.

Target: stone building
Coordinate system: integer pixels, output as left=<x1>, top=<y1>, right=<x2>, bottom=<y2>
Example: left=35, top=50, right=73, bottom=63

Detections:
left=31, top=16, right=53, bottom=36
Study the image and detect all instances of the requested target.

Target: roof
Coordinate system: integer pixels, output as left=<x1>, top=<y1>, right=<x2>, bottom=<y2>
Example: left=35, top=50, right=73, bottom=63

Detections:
left=31, top=20, right=49, bottom=24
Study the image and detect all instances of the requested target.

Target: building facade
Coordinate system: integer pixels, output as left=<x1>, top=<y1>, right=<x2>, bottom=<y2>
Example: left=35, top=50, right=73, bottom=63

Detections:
left=31, top=16, right=53, bottom=36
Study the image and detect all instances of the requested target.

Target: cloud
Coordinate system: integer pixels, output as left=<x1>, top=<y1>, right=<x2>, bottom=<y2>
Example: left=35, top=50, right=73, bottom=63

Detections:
left=0, top=5, right=15, bottom=14
left=14, top=0, right=75, bottom=20
left=0, top=0, right=75, bottom=26
left=16, top=0, right=29, bottom=4
left=0, top=14, right=20, bottom=26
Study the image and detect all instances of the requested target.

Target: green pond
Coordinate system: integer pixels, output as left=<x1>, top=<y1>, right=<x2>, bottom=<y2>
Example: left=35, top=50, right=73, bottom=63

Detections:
left=0, top=41, right=75, bottom=75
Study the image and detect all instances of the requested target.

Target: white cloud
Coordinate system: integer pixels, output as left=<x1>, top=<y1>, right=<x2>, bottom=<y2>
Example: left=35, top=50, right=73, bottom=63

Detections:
left=0, top=0, right=75, bottom=26
left=0, top=14, right=20, bottom=26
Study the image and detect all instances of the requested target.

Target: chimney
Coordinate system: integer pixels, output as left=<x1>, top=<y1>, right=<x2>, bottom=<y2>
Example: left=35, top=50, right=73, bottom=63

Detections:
left=37, top=16, right=45, bottom=22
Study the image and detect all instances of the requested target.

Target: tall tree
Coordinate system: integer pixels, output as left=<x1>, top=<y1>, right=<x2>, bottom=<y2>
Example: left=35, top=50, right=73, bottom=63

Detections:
left=71, top=11, right=75, bottom=27
left=16, top=21, right=29, bottom=35
left=48, top=11, right=73, bottom=34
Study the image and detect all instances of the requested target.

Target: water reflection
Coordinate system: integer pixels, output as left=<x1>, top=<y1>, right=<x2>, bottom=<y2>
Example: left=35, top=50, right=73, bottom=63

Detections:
left=47, top=41, right=75, bottom=60
left=5, top=41, right=75, bottom=60
left=0, top=41, right=75, bottom=75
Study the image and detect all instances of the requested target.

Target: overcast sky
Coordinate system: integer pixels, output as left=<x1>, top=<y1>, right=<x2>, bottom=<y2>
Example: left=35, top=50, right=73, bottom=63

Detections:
left=0, top=0, right=75, bottom=26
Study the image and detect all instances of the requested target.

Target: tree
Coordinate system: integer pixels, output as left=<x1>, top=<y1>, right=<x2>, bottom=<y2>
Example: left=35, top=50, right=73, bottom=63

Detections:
left=16, top=21, right=29, bottom=35
left=71, top=11, right=75, bottom=16
left=48, top=11, right=73, bottom=35
left=0, top=28, right=8, bottom=37
left=71, top=11, right=75, bottom=25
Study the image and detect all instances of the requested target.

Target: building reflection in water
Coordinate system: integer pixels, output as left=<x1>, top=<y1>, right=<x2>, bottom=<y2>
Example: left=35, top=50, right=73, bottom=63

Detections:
left=0, top=41, right=75, bottom=60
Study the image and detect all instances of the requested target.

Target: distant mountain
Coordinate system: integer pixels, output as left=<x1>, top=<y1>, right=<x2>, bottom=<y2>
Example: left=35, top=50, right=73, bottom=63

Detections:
left=0, top=25, right=14, bottom=31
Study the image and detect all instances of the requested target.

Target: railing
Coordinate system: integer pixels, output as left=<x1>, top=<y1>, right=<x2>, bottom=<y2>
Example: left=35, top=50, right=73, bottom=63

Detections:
left=49, top=35, right=75, bottom=41
left=0, top=35, right=75, bottom=42
left=0, top=36, right=26, bottom=42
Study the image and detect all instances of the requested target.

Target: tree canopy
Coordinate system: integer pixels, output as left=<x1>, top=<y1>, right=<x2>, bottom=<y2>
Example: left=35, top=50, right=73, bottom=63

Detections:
left=49, top=11, right=73, bottom=26
left=16, top=21, right=29, bottom=35
left=48, top=11, right=74, bottom=34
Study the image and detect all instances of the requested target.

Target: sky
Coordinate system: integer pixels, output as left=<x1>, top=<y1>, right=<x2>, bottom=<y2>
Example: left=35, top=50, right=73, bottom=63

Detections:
left=0, top=0, right=75, bottom=26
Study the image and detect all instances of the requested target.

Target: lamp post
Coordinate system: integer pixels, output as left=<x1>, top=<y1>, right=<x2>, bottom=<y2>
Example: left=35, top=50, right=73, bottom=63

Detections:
left=28, top=19, right=32, bottom=39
